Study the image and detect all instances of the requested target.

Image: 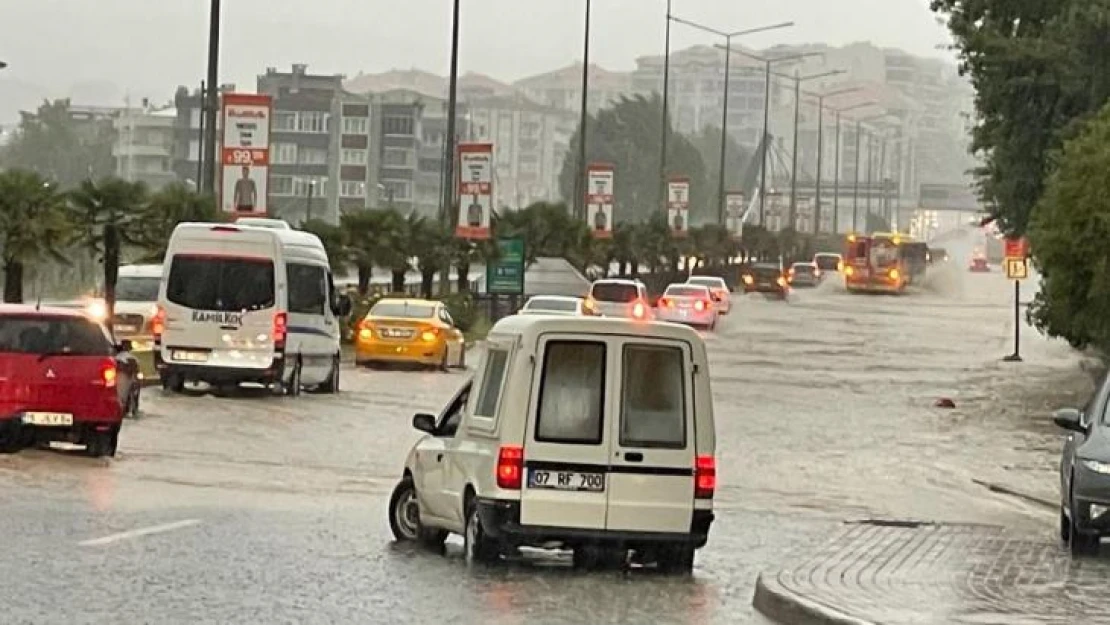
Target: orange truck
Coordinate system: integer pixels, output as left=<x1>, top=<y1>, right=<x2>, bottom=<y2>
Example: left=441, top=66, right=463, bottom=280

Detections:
left=843, top=232, right=922, bottom=294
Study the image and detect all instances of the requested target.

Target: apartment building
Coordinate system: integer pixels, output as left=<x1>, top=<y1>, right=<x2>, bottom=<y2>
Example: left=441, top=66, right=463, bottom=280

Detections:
left=113, top=102, right=177, bottom=190
left=514, top=63, right=634, bottom=115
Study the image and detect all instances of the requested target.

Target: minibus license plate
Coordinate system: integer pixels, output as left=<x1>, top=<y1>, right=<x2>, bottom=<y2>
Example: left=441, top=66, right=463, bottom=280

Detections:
left=173, top=350, right=208, bottom=362
left=528, top=469, right=605, bottom=492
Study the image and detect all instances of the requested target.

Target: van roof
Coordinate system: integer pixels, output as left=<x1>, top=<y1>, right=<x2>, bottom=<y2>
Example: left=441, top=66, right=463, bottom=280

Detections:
left=489, top=314, right=702, bottom=343
left=118, top=264, right=163, bottom=278
left=170, top=221, right=327, bottom=252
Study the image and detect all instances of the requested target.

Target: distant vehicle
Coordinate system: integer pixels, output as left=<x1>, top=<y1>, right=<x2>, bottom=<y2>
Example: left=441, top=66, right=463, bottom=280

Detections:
left=656, top=283, right=718, bottom=330
left=741, top=263, right=789, bottom=299
left=0, top=304, right=141, bottom=457
left=813, top=253, right=843, bottom=274
left=927, top=248, right=949, bottom=264
left=518, top=295, right=595, bottom=317
left=155, top=220, right=352, bottom=395
left=843, top=232, right=919, bottom=294
left=388, top=315, right=716, bottom=571
left=1053, top=370, right=1110, bottom=556
left=355, top=298, right=466, bottom=370
left=787, top=262, right=820, bottom=287
left=101, top=264, right=163, bottom=348
left=585, top=279, right=652, bottom=320
left=686, top=275, right=731, bottom=314
left=969, top=256, right=990, bottom=272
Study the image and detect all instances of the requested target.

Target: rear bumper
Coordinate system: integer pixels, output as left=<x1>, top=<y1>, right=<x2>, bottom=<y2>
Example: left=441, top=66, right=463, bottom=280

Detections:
left=656, top=310, right=716, bottom=326
left=155, top=350, right=284, bottom=384
left=0, top=415, right=120, bottom=444
left=355, top=340, right=445, bottom=365
left=476, top=498, right=714, bottom=549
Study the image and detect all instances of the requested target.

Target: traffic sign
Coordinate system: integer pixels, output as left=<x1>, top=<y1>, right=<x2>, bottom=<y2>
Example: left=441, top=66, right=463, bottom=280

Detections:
left=486, top=237, right=525, bottom=295
left=1005, top=257, right=1028, bottom=280
left=1004, top=237, right=1028, bottom=259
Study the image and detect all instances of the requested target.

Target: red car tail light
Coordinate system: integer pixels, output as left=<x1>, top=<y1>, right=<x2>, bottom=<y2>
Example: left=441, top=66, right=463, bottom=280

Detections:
left=273, top=312, right=288, bottom=347
left=496, top=445, right=524, bottom=490
left=695, top=454, right=716, bottom=499
left=100, top=359, right=118, bottom=389
left=693, top=299, right=706, bottom=311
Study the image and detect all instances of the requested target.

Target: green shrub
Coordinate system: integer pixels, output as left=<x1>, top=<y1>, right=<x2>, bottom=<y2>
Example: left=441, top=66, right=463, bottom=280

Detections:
left=442, top=291, right=477, bottom=332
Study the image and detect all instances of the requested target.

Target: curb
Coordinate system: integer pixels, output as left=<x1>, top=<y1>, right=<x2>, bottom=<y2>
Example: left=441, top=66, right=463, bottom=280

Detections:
left=752, top=574, right=877, bottom=625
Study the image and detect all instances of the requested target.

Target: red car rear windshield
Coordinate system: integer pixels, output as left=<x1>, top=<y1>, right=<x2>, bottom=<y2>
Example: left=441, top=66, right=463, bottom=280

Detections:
left=0, top=315, right=112, bottom=356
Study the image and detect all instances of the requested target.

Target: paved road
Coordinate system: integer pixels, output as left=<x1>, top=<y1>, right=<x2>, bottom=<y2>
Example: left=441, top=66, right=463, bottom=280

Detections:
left=0, top=261, right=1095, bottom=624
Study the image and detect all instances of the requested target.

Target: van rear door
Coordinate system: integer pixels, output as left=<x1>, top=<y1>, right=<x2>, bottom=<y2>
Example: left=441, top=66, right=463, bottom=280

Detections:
left=605, top=339, right=695, bottom=533
left=519, top=337, right=612, bottom=530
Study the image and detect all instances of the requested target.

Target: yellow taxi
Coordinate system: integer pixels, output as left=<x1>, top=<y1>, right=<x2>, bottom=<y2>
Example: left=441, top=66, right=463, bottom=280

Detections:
left=354, top=298, right=466, bottom=370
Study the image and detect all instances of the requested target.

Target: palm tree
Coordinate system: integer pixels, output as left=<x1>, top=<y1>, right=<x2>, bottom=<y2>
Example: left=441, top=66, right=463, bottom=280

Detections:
left=300, top=218, right=348, bottom=276
left=410, top=218, right=451, bottom=298
left=0, top=169, right=69, bottom=303
left=340, top=209, right=379, bottom=295
left=67, top=177, right=149, bottom=324
left=138, top=183, right=222, bottom=262
left=375, top=210, right=414, bottom=294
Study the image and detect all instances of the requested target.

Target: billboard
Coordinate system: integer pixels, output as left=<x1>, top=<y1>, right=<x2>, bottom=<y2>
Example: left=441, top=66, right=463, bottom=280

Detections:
left=219, top=93, right=272, bottom=215
left=586, top=163, right=614, bottom=239
left=725, top=191, right=746, bottom=240
left=666, top=176, right=690, bottom=237
left=456, top=143, right=494, bottom=239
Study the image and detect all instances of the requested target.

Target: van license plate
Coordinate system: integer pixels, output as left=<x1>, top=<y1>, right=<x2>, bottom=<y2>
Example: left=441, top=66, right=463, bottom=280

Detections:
left=22, top=412, right=73, bottom=426
left=114, top=325, right=138, bottom=334
left=528, top=469, right=605, bottom=492
left=172, top=350, right=208, bottom=362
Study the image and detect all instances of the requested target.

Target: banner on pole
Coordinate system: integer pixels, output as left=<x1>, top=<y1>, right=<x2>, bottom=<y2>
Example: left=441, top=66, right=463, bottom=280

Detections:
left=219, top=93, right=272, bottom=215
left=667, top=176, right=690, bottom=237
left=725, top=191, right=746, bottom=240
left=456, top=143, right=494, bottom=239
left=586, top=163, right=614, bottom=239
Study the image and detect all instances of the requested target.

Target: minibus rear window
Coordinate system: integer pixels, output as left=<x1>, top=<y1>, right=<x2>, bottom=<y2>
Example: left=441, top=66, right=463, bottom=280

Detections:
left=167, top=255, right=275, bottom=312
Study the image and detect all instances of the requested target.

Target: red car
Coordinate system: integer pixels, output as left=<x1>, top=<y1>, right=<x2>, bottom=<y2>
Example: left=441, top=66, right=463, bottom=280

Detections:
left=0, top=305, right=137, bottom=457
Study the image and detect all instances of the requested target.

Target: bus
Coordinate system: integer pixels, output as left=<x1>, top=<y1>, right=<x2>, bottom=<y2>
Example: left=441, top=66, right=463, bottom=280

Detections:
left=843, top=232, right=925, bottom=294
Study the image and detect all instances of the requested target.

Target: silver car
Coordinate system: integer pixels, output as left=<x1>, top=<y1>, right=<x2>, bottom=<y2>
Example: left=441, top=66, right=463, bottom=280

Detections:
left=519, top=295, right=595, bottom=316
left=585, top=279, right=652, bottom=320
left=655, top=283, right=718, bottom=330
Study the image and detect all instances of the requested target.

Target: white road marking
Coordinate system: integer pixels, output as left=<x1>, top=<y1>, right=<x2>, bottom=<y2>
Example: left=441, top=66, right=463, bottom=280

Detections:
left=78, top=519, right=202, bottom=547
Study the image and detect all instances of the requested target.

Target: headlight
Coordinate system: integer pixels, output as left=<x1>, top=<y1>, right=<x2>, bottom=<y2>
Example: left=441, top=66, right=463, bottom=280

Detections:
left=86, top=300, right=108, bottom=321
left=1081, top=459, right=1110, bottom=475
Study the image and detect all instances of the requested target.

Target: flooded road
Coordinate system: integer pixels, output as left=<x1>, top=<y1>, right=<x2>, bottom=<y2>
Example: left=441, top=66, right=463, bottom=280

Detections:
left=0, top=261, right=1095, bottom=624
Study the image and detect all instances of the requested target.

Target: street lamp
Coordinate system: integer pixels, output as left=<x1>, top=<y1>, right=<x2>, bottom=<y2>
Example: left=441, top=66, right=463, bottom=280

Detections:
left=203, top=0, right=221, bottom=195
left=825, top=100, right=875, bottom=234
left=670, top=16, right=793, bottom=225
left=802, top=86, right=861, bottom=234
left=574, top=0, right=592, bottom=221
left=717, top=45, right=823, bottom=226
left=441, top=0, right=462, bottom=225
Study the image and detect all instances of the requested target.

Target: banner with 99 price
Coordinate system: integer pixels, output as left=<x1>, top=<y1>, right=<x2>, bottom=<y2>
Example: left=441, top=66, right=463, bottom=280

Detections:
left=220, top=93, right=272, bottom=215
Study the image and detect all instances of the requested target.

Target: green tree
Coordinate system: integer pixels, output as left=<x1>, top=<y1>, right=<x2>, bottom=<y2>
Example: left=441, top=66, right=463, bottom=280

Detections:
left=410, top=219, right=451, bottom=298
left=1, top=99, right=115, bottom=189
left=1027, top=101, right=1110, bottom=350
left=558, top=94, right=710, bottom=224
left=0, top=170, right=70, bottom=303
left=138, top=183, right=222, bottom=262
left=931, top=0, right=1110, bottom=235
left=340, top=209, right=380, bottom=295
left=67, top=177, right=149, bottom=323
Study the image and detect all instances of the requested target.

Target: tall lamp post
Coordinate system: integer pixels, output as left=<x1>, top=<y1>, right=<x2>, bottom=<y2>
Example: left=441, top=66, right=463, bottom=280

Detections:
left=669, top=16, right=793, bottom=225
left=803, top=87, right=861, bottom=234
left=825, top=101, right=875, bottom=234
left=440, top=0, right=462, bottom=225
left=203, top=0, right=221, bottom=195
left=574, top=0, right=592, bottom=221
left=658, top=0, right=673, bottom=214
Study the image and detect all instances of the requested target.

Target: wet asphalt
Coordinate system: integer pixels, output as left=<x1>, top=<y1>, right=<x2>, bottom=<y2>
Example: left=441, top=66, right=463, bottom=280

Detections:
left=0, top=261, right=1096, bottom=625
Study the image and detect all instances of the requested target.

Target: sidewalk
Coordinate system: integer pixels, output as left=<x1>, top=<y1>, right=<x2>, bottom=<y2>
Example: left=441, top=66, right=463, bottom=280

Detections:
left=753, top=520, right=1110, bottom=625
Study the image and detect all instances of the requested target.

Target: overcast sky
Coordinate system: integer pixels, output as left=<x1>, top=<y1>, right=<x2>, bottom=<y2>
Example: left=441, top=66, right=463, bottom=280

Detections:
left=2, top=0, right=952, bottom=106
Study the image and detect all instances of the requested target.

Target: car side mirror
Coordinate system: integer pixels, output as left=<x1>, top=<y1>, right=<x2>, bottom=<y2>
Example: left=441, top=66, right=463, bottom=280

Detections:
left=116, top=339, right=133, bottom=353
left=412, top=413, right=436, bottom=434
left=1053, top=407, right=1086, bottom=433
left=333, top=294, right=353, bottom=317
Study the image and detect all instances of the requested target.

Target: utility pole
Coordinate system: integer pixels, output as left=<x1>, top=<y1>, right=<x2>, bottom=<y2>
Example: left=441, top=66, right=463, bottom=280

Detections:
left=196, top=82, right=206, bottom=186
left=759, top=61, right=771, bottom=226
left=574, top=0, right=592, bottom=221
left=305, top=180, right=315, bottom=222
left=832, top=110, right=840, bottom=234
left=658, top=0, right=672, bottom=214
left=440, top=0, right=461, bottom=225
left=852, top=121, right=861, bottom=231
left=203, top=0, right=221, bottom=195
left=788, top=70, right=801, bottom=232
left=813, top=97, right=823, bottom=235
left=717, top=35, right=733, bottom=225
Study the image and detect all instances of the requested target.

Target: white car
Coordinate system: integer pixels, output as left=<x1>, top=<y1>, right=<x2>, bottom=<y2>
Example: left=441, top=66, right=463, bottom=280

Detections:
left=388, top=315, right=716, bottom=571
left=518, top=295, right=594, bottom=316
left=685, top=275, right=731, bottom=314
left=655, top=283, right=718, bottom=330
left=585, top=278, right=652, bottom=320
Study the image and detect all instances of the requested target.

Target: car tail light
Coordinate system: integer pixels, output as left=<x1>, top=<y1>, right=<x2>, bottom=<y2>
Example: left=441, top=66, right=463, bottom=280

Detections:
left=357, top=319, right=374, bottom=341
left=889, top=268, right=900, bottom=280
left=151, top=306, right=166, bottom=338
left=496, top=445, right=524, bottom=490
left=100, top=359, right=118, bottom=389
left=693, top=299, right=706, bottom=311
left=742, top=275, right=753, bottom=285
left=777, top=276, right=787, bottom=287
left=273, top=312, right=287, bottom=347
left=695, top=455, right=716, bottom=499
left=421, top=327, right=439, bottom=342
left=583, top=296, right=598, bottom=313
left=631, top=301, right=647, bottom=319
left=659, top=297, right=673, bottom=308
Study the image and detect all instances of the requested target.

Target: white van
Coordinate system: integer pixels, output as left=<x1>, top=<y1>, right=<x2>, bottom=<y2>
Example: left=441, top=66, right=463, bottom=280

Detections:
left=153, top=220, right=351, bottom=395
left=388, top=315, right=716, bottom=571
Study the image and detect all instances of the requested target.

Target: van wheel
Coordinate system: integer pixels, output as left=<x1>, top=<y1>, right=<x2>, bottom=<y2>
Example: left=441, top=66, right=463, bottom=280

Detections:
left=285, top=358, right=303, bottom=397
left=85, top=429, right=118, bottom=459
left=439, top=349, right=450, bottom=372
left=464, top=498, right=499, bottom=564
left=162, top=373, right=184, bottom=394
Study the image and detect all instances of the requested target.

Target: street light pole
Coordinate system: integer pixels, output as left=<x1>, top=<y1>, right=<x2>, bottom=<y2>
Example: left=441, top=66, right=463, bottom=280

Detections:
left=759, top=61, right=771, bottom=226
left=865, top=132, right=873, bottom=224
left=779, top=69, right=845, bottom=234
left=717, top=36, right=733, bottom=225
left=853, top=121, right=861, bottom=231
left=814, top=96, right=824, bottom=235
left=203, top=0, right=221, bottom=195
left=659, top=0, right=672, bottom=214
left=441, top=0, right=461, bottom=225
left=574, top=0, right=592, bottom=221
left=832, top=110, right=840, bottom=234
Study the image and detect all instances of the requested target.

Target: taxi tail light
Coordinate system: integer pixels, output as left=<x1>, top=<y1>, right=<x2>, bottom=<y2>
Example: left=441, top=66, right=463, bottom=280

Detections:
left=151, top=306, right=166, bottom=340
left=695, top=455, right=716, bottom=499
left=421, top=326, right=440, bottom=342
left=357, top=319, right=374, bottom=341
left=100, top=359, right=118, bottom=389
left=273, top=312, right=288, bottom=347
left=496, top=445, right=524, bottom=490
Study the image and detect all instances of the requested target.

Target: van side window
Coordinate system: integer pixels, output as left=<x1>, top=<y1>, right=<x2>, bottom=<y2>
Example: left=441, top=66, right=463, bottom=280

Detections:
left=535, top=341, right=606, bottom=445
left=474, top=349, right=509, bottom=418
left=287, top=264, right=326, bottom=315
left=620, top=344, right=686, bottom=449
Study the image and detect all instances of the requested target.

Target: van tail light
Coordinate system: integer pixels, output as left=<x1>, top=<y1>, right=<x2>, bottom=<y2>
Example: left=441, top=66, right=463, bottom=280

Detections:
left=100, top=359, right=118, bottom=389
left=273, top=312, right=288, bottom=347
left=496, top=445, right=524, bottom=490
left=694, top=454, right=716, bottom=499
left=151, top=306, right=166, bottom=339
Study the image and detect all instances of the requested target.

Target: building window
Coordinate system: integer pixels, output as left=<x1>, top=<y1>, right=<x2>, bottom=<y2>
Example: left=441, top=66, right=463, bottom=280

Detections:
left=297, top=147, right=328, bottom=165
left=342, top=116, right=369, bottom=135
left=340, top=149, right=367, bottom=165
left=292, top=176, right=327, bottom=197
left=382, top=148, right=413, bottom=167
left=273, top=111, right=297, bottom=132
left=271, top=175, right=294, bottom=196
left=296, top=111, right=330, bottom=133
left=381, top=180, right=411, bottom=200
left=272, top=142, right=297, bottom=165
left=340, top=181, right=367, bottom=198
left=382, top=116, right=414, bottom=136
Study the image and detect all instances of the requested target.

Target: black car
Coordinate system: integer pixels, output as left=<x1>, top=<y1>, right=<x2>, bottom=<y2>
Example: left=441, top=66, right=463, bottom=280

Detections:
left=1054, top=370, right=1110, bottom=556
left=741, top=263, right=788, bottom=299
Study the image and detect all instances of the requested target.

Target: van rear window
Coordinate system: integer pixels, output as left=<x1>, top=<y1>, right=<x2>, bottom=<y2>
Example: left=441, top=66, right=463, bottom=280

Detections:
left=814, top=255, right=840, bottom=271
left=620, top=345, right=686, bottom=449
left=535, top=341, right=605, bottom=445
left=590, top=283, right=638, bottom=303
left=0, top=315, right=112, bottom=356
left=167, top=255, right=275, bottom=312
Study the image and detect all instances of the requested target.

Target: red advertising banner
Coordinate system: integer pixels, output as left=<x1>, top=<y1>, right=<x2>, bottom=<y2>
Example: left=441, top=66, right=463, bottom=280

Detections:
left=456, top=143, right=494, bottom=239
left=586, top=162, right=614, bottom=239
left=219, top=93, right=272, bottom=216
